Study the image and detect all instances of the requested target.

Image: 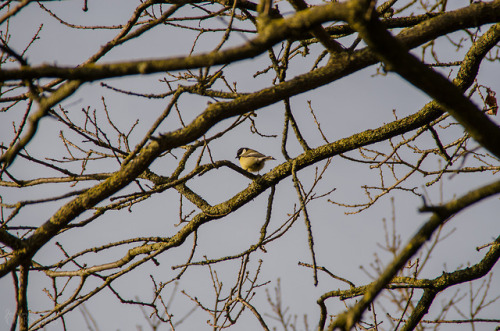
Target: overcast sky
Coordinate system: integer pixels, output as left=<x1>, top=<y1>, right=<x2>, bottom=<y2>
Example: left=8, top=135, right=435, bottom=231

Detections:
left=1, top=1, right=499, bottom=330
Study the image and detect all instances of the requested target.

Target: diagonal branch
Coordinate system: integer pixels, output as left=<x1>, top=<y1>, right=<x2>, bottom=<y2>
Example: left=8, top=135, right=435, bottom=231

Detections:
left=1, top=1, right=499, bottom=82
left=326, top=178, right=500, bottom=331
left=345, top=0, right=500, bottom=158
left=0, top=80, right=82, bottom=169
left=400, top=234, right=500, bottom=331
left=1, top=0, right=499, bottom=280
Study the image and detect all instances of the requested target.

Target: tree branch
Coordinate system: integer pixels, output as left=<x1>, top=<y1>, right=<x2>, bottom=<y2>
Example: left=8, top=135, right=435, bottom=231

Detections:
left=326, top=179, right=500, bottom=331
left=346, top=0, right=500, bottom=158
left=0, top=1, right=499, bottom=82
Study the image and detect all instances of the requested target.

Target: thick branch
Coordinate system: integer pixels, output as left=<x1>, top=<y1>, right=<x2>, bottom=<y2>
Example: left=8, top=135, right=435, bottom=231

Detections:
left=346, top=1, right=500, bottom=158
left=0, top=1, right=499, bottom=82
left=326, top=179, right=500, bottom=331
left=1, top=1, right=498, bottom=279
left=401, top=234, right=500, bottom=331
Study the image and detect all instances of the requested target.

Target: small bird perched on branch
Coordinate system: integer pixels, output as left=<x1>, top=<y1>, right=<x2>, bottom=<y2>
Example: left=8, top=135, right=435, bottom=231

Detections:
left=236, top=148, right=275, bottom=173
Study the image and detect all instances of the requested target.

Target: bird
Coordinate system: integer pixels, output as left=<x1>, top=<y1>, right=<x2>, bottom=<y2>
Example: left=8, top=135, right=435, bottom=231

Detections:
left=235, top=147, right=275, bottom=173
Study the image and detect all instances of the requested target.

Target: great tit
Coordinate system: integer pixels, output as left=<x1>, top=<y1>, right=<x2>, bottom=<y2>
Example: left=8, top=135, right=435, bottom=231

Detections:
left=236, top=147, right=275, bottom=173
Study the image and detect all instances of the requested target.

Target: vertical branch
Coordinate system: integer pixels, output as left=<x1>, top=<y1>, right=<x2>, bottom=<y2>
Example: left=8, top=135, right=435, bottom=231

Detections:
left=285, top=100, right=311, bottom=152
left=17, top=261, right=30, bottom=331
left=291, top=160, right=318, bottom=286
left=281, top=108, right=291, bottom=160
left=257, top=0, right=273, bottom=18
left=261, top=185, right=276, bottom=248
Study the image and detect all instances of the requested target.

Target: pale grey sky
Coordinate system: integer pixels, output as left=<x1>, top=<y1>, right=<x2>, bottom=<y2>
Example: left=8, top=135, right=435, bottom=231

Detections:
left=1, top=1, right=499, bottom=330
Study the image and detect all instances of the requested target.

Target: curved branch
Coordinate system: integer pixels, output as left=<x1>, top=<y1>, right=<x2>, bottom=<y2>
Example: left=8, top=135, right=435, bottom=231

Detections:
left=1, top=0, right=498, bottom=281
left=400, top=234, right=500, bottom=331
left=346, top=0, right=500, bottom=158
left=326, top=178, right=500, bottom=331
left=0, top=80, right=82, bottom=169
left=0, top=1, right=499, bottom=82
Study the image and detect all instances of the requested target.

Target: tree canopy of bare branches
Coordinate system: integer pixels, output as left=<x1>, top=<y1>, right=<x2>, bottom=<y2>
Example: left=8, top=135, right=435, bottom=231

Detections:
left=1, top=0, right=500, bottom=330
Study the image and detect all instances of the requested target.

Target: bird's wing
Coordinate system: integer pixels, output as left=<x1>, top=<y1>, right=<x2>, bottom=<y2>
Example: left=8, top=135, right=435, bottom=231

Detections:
left=241, top=150, right=267, bottom=158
